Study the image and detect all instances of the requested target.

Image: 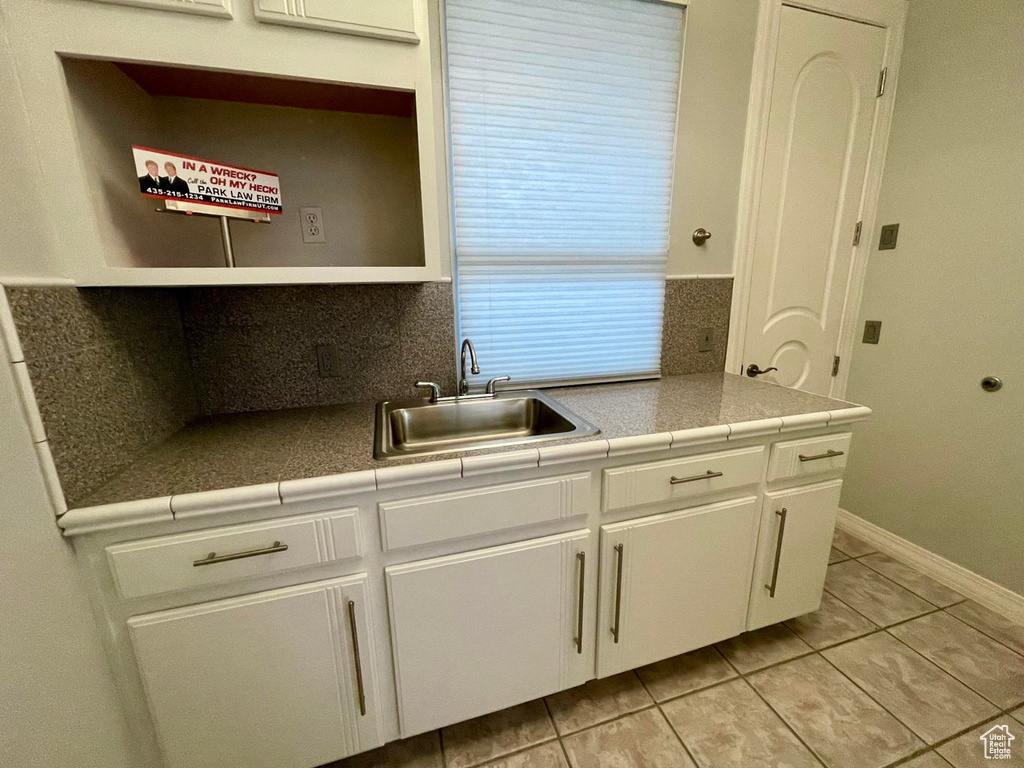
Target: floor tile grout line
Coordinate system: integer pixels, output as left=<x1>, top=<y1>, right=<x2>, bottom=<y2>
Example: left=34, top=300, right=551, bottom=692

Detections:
left=821, top=582, right=938, bottom=630
left=647, top=672, right=740, bottom=708
left=652, top=701, right=701, bottom=768
left=828, top=559, right=944, bottom=615
left=856, top=555, right=967, bottom=608
left=940, top=604, right=1024, bottom=661
left=546, top=702, right=657, bottom=740
left=735, top=675, right=830, bottom=768
left=816, top=647, right=974, bottom=751
left=820, top=585, right=884, bottom=629
left=883, top=624, right=1022, bottom=713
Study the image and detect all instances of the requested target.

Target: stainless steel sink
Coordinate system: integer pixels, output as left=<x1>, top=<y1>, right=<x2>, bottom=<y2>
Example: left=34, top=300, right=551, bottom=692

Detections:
left=374, top=391, right=600, bottom=459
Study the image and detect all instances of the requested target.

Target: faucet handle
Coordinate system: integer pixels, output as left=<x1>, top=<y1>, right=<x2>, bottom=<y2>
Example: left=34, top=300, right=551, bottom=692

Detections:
left=415, top=381, right=441, bottom=404
left=485, top=376, right=511, bottom=395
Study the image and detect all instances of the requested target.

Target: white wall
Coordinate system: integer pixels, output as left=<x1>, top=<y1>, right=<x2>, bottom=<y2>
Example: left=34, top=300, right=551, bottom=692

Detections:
left=667, top=0, right=759, bottom=277
left=0, top=7, right=141, bottom=767
left=842, top=0, right=1024, bottom=595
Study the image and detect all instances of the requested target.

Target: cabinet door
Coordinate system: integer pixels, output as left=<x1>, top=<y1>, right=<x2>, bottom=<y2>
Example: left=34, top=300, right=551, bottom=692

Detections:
left=747, top=480, right=842, bottom=630
left=386, top=529, right=593, bottom=736
left=597, top=497, right=760, bottom=678
left=128, top=575, right=382, bottom=768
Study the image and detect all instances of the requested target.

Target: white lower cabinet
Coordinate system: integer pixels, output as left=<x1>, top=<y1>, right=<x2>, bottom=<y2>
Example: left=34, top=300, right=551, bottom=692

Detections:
left=386, top=529, right=594, bottom=736
left=128, top=574, right=382, bottom=768
left=596, top=496, right=760, bottom=678
left=747, top=479, right=843, bottom=630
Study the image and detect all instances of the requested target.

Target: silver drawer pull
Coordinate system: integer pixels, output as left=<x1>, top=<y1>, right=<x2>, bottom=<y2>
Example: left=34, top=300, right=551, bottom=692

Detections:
left=611, top=543, right=624, bottom=644
left=764, top=508, right=787, bottom=598
left=348, top=600, right=367, bottom=716
left=798, top=449, right=844, bottom=462
left=670, top=470, right=724, bottom=484
left=574, top=552, right=586, bottom=655
left=193, top=541, right=288, bottom=567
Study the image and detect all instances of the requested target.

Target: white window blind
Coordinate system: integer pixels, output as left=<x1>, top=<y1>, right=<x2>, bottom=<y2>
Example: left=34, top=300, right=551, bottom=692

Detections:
left=445, top=0, right=684, bottom=387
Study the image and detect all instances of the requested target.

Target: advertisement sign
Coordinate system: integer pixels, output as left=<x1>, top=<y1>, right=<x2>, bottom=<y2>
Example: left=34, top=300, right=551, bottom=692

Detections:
left=132, top=145, right=282, bottom=214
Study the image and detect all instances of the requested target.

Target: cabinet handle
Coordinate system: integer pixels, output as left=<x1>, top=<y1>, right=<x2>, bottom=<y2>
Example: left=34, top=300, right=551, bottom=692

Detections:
left=611, top=543, right=624, bottom=643
left=798, top=449, right=844, bottom=462
left=347, top=600, right=367, bottom=717
left=670, top=470, right=723, bottom=484
left=192, top=541, right=287, bottom=567
left=574, top=552, right=585, bottom=654
left=764, top=508, right=788, bottom=598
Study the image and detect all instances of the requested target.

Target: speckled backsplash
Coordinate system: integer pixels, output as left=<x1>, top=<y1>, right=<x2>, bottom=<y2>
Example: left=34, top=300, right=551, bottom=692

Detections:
left=179, top=283, right=457, bottom=415
left=6, top=286, right=199, bottom=506
left=7, top=278, right=730, bottom=506
left=661, top=278, right=732, bottom=376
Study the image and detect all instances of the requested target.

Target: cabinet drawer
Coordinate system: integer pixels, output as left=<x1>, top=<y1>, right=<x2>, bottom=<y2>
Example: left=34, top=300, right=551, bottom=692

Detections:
left=253, top=0, right=418, bottom=43
left=602, top=446, right=765, bottom=512
left=767, top=433, right=851, bottom=483
left=379, top=472, right=590, bottom=550
left=107, top=509, right=361, bottom=599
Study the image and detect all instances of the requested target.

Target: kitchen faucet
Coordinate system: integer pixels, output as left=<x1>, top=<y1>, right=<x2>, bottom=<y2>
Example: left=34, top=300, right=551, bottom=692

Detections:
left=459, top=338, right=480, bottom=395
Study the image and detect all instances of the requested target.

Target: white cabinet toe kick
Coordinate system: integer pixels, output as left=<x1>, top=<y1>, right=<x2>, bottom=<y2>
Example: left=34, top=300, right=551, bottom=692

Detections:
left=74, top=425, right=858, bottom=766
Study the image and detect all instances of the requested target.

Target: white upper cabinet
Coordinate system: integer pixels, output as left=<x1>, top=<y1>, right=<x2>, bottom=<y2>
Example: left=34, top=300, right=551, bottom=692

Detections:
left=597, top=497, right=760, bottom=678
left=82, top=0, right=232, bottom=18
left=386, top=529, right=594, bottom=736
left=253, top=0, right=419, bottom=43
left=747, top=479, right=843, bottom=630
left=128, top=574, right=382, bottom=768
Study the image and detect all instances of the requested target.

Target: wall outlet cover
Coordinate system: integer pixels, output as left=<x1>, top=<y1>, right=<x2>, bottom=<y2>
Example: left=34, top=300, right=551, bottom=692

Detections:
left=301, top=207, right=326, bottom=244
left=316, top=344, right=340, bottom=377
left=698, top=327, right=714, bottom=353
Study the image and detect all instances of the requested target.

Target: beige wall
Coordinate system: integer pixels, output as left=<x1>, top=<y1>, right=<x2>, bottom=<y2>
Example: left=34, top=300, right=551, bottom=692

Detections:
left=842, top=0, right=1024, bottom=595
left=668, top=0, right=759, bottom=277
left=0, top=10, right=140, bottom=767
left=0, top=9, right=65, bottom=280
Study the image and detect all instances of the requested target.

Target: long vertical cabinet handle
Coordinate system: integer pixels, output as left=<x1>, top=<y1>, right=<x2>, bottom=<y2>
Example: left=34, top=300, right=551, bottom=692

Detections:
left=764, top=508, right=788, bottom=598
left=574, top=551, right=585, bottom=654
left=347, top=599, right=367, bottom=716
left=611, top=543, right=624, bottom=643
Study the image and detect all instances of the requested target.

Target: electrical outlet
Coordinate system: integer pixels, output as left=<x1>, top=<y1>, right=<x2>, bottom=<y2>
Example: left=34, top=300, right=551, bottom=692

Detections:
left=316, top=344, right=340, bottom=377
left=862, top=320, right=882, bottom=344
left=300, top=207, right=326, bottom=244
left=698, top=327, right=714, bottom=353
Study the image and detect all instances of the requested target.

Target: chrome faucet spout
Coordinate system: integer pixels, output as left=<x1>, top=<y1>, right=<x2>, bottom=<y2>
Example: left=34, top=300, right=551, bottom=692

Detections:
left=459, top=339, right=480, bottom=395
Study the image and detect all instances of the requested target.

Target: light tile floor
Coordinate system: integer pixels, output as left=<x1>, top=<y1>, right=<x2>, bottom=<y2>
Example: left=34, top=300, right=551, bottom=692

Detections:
left=328, top=531, right=1024, bottom=768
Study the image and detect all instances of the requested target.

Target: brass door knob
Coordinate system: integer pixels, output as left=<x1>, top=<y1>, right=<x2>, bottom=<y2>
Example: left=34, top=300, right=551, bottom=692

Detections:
left=692, top=228, right=712, bottom=246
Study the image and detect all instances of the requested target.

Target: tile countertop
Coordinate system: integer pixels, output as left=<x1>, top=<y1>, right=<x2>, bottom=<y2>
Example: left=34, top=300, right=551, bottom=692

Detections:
left=63, top=373, right=869, bottom=533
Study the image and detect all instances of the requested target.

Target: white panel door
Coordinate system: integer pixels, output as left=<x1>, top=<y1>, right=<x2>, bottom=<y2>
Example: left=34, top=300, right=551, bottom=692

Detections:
left=386, top=529, right=593, bottom=736
left=597, top=497, right=760, bottom=678
left=747, top=479, right=843, bottom=630
left=128, top=575, right=382, bottom=768
left=742, top=8, right=886, bottom=394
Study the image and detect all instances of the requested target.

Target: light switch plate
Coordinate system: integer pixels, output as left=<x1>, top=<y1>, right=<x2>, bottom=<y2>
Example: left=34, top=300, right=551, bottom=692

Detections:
left=862, top=320, right=882, bottom=344
left=878, top=223, right=899, bottom=250
left=698, top=327, right=714, bottom=353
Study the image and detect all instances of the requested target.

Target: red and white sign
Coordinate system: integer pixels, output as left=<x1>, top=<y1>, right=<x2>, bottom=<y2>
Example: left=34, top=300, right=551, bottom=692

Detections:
left=133, top=145, right=282, bottom=214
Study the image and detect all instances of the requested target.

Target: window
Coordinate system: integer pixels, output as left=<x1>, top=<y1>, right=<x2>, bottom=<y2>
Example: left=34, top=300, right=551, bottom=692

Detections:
left=445, top=0, right=685, bottom=386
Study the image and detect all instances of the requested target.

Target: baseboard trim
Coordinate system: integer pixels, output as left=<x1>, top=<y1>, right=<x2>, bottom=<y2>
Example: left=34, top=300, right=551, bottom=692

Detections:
left=837, top=509, right=1024, bottom=624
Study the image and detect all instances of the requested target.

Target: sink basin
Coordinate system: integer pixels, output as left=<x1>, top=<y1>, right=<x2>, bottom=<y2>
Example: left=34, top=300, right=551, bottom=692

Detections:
left=374, top=391, right=600, bottom=459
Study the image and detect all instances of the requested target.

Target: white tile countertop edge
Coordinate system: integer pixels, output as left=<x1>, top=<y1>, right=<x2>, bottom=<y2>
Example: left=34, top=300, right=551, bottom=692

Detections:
left=56, top=409, right=872, bottom=537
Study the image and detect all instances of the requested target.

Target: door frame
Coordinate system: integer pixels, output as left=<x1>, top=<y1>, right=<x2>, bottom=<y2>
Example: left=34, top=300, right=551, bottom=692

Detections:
left=725, top=0, right=908, bottom=398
